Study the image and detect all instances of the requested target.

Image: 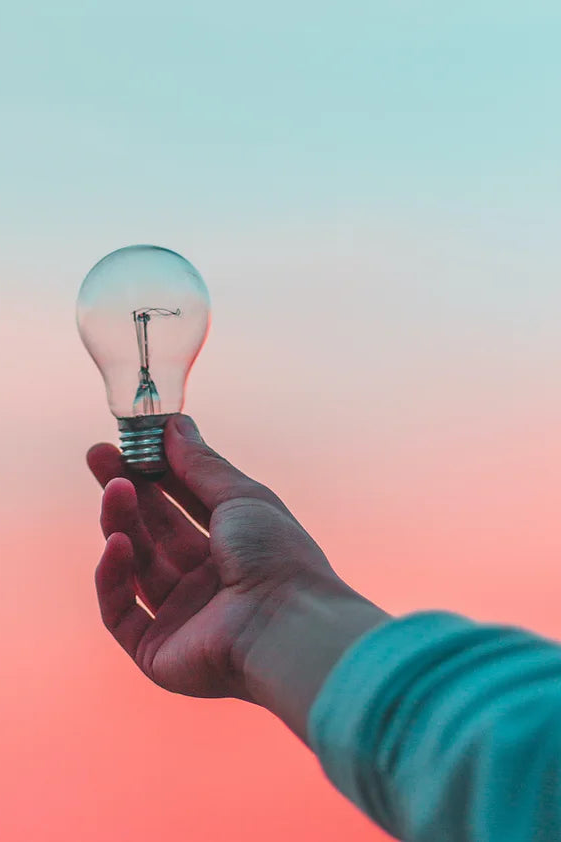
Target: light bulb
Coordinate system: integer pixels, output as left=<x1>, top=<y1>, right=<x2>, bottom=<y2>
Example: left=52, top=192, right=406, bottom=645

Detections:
left=77, top=245, right=210, bottom=478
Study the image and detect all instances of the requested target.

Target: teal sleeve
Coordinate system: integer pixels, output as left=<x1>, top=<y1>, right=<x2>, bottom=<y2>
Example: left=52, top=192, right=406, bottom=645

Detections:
left=308, top=611, right=561, bottom=842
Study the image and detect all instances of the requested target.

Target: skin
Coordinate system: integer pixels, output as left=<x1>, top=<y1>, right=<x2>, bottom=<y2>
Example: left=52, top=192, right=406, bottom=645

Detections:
left=88, top=414, right=389, bottom=744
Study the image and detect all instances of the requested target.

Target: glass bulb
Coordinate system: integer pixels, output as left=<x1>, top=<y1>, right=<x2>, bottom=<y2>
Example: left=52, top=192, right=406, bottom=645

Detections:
left=77, top=245, right=210, bottom=478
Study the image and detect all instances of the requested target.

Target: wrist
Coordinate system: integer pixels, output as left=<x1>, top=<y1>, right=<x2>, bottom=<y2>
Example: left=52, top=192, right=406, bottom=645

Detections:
left=234, top=573, right=390, bottom=744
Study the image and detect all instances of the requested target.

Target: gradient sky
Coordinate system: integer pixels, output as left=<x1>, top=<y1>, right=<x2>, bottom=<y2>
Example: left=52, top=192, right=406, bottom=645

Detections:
left=2, top=3, right=561, bottom=841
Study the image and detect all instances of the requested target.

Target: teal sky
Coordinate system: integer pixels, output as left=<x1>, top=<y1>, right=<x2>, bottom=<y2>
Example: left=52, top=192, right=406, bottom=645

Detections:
left=1, top=2, right=561, bottom=430
left=1, top=1, right=561, bottom=260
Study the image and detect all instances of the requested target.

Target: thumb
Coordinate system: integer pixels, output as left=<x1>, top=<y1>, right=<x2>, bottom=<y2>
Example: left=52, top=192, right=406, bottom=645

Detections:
left=164, top=414, right=266, bottom=512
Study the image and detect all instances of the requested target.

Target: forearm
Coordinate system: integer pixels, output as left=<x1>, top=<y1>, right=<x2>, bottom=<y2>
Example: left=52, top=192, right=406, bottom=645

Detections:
left=235, top=573, right=390, bottom=744
left=236, top=580, right=561, bottom=842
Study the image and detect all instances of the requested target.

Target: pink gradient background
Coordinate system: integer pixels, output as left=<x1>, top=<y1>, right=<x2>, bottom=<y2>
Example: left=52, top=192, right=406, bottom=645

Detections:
left=3, top=4, right=561, bottom=838
left=3, top=216, right=561, bottom=841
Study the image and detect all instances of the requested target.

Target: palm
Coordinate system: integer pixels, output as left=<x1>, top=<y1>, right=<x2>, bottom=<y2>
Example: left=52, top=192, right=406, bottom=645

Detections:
left=88, top=439, right=323, bottom=699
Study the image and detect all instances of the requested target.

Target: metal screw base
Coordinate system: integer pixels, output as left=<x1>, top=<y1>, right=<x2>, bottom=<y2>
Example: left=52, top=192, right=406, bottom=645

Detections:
left=117, top=414, right=173, bottom=479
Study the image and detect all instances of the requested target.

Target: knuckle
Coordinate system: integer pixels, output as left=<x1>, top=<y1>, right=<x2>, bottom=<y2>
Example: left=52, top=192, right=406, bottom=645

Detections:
left=246, top=481, right=285, bottom=510
left=188, top=444, right=227, bottom=471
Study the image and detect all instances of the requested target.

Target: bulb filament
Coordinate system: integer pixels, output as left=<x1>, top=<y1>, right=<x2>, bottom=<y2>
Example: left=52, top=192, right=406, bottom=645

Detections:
left=132, top=307, right=181, bottom=416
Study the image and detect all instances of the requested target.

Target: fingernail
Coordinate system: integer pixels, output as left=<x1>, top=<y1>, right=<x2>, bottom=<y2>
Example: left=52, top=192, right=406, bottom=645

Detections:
left=172, top=414, right=202, bottom=441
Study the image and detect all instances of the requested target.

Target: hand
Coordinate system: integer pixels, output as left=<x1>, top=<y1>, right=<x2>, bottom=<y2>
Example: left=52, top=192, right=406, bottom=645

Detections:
left=87, top=414, right=337, bottom=702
